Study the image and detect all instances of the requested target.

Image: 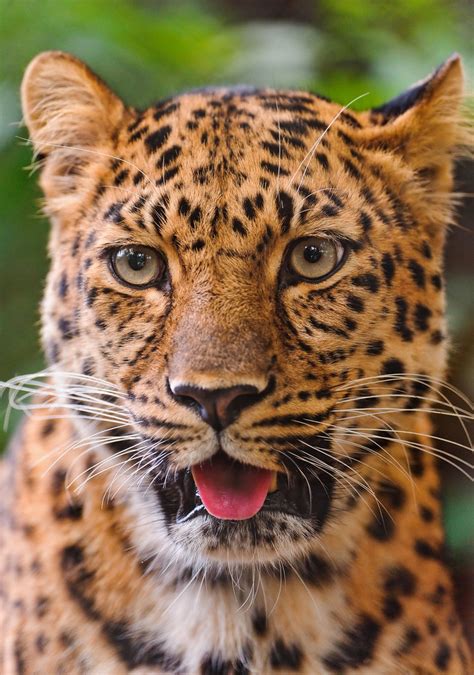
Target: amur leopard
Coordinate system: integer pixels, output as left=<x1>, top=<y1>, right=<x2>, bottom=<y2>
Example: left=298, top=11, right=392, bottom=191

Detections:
left=0, top=51, right=472, bottom=673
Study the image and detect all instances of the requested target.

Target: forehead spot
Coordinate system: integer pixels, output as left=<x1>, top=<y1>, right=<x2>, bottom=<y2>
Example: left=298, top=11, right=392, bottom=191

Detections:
left=145, top=125, right=172, bottom=154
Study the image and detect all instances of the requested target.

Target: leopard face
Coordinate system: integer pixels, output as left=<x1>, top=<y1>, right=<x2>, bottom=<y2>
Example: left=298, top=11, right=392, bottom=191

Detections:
left=22, top=51, right=466, bottom=571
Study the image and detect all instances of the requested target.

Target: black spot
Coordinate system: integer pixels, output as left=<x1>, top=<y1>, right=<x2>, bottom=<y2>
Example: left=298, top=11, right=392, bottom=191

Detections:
left=35, top=596, right=50, bottom=618
left=434, top=641, right=451, bottom=671
left=58, top=317, right=74, bottom=340
left=200, top=654, right=231, bottom=675
left=14, top=638, right=26, bottom=675
left=342, top=157, right=361, bottom=179
left=255, top=193, right=264, bottom=210
left=346, top=294, right=364, bottom=313
left=104, top=620, right=182, bottom=670
left=151, top=199, right=168, bottom=233
left=315, top=152, right=329, bottom=170
left=359, top=210, right=372, bottom=232
left=113, top=168, right=129, bottom=186
left=269, top=639, right=303, bottom=670
left=321, top=204, right=339, bottom=217
left=382, top=596, right=403, bottom=621
left=95, top=319, right=107, bottom=331
left=381, top=253, right=395, bottom=285
left=352, top=273, right=379, bottom=293
left=366, top=511, right=395, bottom=541
left=428, top=583, right=447, bottom=606
left=297, top=184, right=317, bottom=207
left=298, top=552, right=333, bottom=586
left=378, top=479, right=405, bottom=510
left=187, top=206, right=202, bottom=231
left=340, top=111, right=362, bottom=128
left=383, top=565, right=416, bottom=596
left=36, top=633, right=48, bottom=654
left=394, top=297, right=413, bottom=341
left=62, top=544, right=84, bottom=568
left=54, top=502, right=83, bottom=521
left=156, top=144, right=181, bottom=168
left=430, top=329, right=444, bottom=345
left=191, top=239, right=205, bottom=252
left=276, top=191, right=294, bottom=234
left=408, top=259, right=425, bottom=288
left=252, top=611, right=268, bottom=636
left=421, top=241, right=432, bottom=259
left=337, top=129, right=355, bottom=146
left=322, top=614, right=380, bottom=671
left=420, top=505, right=434, bottom=522
left=41, top=420, right=56, bottom=437
left=243, top=197, right=256, bottom=220
left=232, top=217, right=247, bottom=236
left=261, top=141, right=289, bottom=158
left=367, top=340, right=384, bottom=356
left=427, top=619, right=438, bottom=635
left=431, top=273, right=442, bottom=290
left=104, top=202, right=125, bottom=224
left=381, top=357, right=404, bottom=375
left=59, top=273, right=69, bottom=298
left=344, top=317, right=357, bottom=331
left=278, top=119, right=308, bottom=136
left=261, top=161, right=289, bottom=176
left=414, top=539, right=440, bottom=559
left=178, top=197, right=191, bottom=217
left=129, top=126, right=149, bottom=143
left=414, top=304, right=431, bottom=332
left=145, top=126, right=172, bottom=153
left=396, top=626, right=421, bottom=655
left=156, top=166, right=179, bottom=185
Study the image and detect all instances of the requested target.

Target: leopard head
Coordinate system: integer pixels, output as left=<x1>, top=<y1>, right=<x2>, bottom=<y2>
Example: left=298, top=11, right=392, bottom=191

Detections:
left=21, top=51, right=467, bottom=571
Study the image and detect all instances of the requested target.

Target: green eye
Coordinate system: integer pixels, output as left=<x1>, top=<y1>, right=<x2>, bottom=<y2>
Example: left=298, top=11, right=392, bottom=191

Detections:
left=111, top=246, right=165, bottom=287
left=289, top=237, right=346, bottom=281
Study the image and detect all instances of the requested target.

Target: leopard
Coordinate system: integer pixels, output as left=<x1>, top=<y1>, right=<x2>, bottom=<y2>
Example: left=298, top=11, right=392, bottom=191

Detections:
left=0, top=50, right=472, bottom=674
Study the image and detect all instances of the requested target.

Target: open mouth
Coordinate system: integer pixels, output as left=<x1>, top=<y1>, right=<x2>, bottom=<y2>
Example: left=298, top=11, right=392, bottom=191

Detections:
left=157, top=451, right=332, bottom=525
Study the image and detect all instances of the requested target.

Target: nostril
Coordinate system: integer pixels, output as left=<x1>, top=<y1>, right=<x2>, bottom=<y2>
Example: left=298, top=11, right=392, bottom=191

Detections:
left=169, top=381, right=262, bottom=431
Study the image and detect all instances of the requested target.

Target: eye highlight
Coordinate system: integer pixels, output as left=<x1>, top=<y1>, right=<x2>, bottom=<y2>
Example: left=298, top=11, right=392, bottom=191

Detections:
left=288, top=237, right=346, bottom=281
left=110, top=246, right=166, bottom=288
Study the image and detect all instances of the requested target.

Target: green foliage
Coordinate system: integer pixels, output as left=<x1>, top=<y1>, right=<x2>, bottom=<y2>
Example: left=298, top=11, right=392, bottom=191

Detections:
left=314, top=0, right=472, bottom=104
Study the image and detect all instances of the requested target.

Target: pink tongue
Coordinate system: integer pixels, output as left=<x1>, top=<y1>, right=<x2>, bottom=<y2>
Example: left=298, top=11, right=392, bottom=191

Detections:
left=192, top=453, right=273, bottom=520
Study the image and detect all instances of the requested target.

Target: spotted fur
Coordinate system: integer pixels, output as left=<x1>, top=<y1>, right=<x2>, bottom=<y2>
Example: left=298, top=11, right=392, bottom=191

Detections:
left=1, top=51, right=472, bottom=673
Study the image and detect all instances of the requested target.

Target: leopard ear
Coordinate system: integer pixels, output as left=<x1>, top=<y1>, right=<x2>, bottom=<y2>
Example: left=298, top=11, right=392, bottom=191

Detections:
left=21, top=51, right=126, bottom=206
left=363, top=55, right=470, bottom=196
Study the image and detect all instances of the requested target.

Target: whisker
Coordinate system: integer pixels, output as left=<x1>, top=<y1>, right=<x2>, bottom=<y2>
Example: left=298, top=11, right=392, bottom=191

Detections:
left=287, top=92, right=369, bottom=191
left=17, top=135, right=162, bottom=200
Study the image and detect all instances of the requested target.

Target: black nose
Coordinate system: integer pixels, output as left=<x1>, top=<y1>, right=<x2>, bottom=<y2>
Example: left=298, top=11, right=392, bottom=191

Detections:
left=170, top=383, right=263, bottom=431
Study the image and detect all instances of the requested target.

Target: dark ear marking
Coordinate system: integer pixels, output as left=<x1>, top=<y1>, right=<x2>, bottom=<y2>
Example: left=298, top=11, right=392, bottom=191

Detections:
left=372, top=80, right=429, bottom=119
left=372, top=53, right=461, bottom=119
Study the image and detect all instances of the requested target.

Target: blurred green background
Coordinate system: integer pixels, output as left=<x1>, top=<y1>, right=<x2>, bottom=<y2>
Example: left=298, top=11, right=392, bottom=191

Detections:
left=0, top=0, right=472, bottom=642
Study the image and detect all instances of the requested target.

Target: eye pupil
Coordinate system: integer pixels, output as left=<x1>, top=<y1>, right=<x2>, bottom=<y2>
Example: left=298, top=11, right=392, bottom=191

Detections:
left=303, top=244, right=322, bottom=264
left=127, top=250, right=147, bottom=271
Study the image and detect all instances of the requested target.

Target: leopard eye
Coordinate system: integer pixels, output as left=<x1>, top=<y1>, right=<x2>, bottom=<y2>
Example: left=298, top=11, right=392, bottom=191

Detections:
left=289, top=237, right=346, bottom=281
left=111, top=246, right=165, bottom=288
